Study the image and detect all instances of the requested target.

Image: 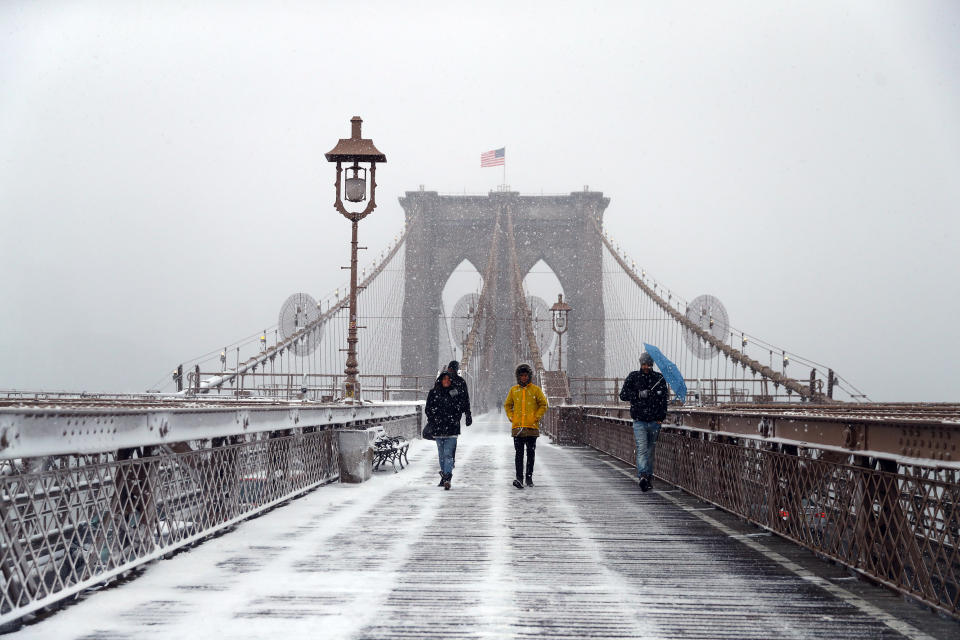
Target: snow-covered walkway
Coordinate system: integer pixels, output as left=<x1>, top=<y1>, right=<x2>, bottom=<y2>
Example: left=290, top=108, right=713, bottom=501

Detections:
left=10, top=414, right=956, bottom=639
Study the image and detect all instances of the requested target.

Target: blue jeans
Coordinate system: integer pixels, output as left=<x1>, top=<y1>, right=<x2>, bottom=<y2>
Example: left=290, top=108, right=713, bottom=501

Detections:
left=435, top=437, right=457, bottom=478
left=632, top=420, right=661, bottom=477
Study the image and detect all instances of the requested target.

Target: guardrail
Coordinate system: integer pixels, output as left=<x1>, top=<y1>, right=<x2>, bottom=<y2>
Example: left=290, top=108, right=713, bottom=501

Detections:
left=567, top=377, right=820, bottom=405
left=544, top=404, right=960, bottom=620
left=176, top=373, right=431, bottom=402
left=0, top=398, right=422, bottom=629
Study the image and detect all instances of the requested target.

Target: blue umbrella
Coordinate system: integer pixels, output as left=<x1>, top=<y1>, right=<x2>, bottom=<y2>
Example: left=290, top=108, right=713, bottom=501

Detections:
left=642, top=343, right=687, bottom=403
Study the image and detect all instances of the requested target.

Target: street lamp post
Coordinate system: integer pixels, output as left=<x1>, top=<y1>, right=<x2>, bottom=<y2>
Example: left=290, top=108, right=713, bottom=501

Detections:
left=549, top=293, right=571, bottom=371
left=325, top=116, right=386, bottom=400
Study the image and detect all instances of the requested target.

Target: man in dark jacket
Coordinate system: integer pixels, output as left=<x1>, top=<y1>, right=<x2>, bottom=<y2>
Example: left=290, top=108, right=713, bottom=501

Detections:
left=446, top=360, right=472, bottom=427
left=619, top=352, right=669, bottom=492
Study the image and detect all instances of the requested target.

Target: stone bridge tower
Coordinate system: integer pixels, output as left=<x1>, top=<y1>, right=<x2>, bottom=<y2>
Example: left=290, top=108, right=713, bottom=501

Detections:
left=399, top=189, right=609, bottom=405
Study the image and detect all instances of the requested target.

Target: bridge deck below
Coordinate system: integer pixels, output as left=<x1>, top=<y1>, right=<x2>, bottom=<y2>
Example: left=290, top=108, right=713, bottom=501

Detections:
left=11, top=415, right=956, bottom=639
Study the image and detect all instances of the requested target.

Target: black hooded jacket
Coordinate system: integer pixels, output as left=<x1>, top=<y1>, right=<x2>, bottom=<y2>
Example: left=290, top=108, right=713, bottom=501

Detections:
left=449, top=373, right=471, bottom=417
left=619, top=369, right=669, bottom=422
left=425, top=374, right=464, bottom=437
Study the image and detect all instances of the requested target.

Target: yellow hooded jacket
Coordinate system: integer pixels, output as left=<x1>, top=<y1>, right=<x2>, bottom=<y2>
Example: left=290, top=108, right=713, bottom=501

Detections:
left=504, top=383, right=549, bottom=437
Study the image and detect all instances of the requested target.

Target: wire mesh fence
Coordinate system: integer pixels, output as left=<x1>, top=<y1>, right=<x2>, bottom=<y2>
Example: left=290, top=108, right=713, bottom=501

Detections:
left=555, top=408, right=960, bottom=619
left=1, top=428, right=341, bottom=627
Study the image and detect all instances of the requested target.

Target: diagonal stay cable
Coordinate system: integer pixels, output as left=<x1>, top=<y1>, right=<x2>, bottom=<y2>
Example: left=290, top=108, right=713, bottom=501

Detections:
left=191, top=219, right=416, bottom=393
left=504, top=205, right=545, bottom=376
left=460, top=209, right=502, bottom=370
left=591, top=217, right=818, bottom=401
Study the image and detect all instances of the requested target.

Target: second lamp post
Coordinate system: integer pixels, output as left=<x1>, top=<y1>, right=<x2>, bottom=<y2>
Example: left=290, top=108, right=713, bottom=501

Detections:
left=325, top=116, right=386, bottom=399
left=550, top=293, right=571, bottom=371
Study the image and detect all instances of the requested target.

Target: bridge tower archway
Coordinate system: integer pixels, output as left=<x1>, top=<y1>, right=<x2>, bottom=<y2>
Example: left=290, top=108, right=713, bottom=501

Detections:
left=523, top=259, right=565, bottom=368
left=440, top=258, right=484, bottom=368
left=399, top=189, right=609, bottom=406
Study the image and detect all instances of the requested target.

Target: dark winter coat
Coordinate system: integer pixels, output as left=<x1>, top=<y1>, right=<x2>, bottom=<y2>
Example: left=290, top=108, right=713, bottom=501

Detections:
left=619, top=369, right=669, bottom=422
left=449, top=373, right=471, bottom=417
left=425, top=375, right=464, bottom=437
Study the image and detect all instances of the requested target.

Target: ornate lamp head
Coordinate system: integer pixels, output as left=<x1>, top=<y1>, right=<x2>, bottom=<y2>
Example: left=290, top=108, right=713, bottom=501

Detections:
left=325, top=116, right=386, bottom=220
left=550, top=293, right=572, bottom=335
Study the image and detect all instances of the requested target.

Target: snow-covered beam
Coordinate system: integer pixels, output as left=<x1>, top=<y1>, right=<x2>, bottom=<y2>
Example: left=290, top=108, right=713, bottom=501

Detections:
left=0, top=400, right=423, bottom=458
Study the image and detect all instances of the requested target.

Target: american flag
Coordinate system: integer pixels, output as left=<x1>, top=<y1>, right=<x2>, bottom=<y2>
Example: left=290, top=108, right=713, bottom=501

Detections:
left=480, top=147, right=505, bottom=167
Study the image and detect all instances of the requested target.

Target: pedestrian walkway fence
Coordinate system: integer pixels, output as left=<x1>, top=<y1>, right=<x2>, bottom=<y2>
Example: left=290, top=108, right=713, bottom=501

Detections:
left=0, top=403, right=421, bottom=629
left=544, top=405, right=960, bottom=620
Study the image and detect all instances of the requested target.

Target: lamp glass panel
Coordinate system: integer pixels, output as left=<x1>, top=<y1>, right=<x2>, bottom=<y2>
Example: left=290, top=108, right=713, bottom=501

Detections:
left=345, top=177, right=367, bottom=202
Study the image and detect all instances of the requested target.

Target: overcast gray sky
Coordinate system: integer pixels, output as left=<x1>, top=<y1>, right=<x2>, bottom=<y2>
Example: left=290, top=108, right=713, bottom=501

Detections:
left=1, top=1, right=958, bottom=401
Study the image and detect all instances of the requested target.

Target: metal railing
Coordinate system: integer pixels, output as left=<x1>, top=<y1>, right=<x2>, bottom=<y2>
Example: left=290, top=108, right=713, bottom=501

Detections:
left=569, top=376, right=821, bottom=406
left=0, top=400, right=422, bottom=628
left=182, top=373, right=431, bottom=402
left=546, top=404, right=960, bottom=620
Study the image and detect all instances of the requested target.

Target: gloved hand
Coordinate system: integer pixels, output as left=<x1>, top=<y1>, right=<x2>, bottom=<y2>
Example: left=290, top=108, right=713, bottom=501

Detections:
left=465, top=413, right=473, bottom=426
left=639, top=390, right=649, bottom=399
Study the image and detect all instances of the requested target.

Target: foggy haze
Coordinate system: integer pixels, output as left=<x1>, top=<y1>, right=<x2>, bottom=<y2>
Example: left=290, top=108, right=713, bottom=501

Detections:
left=1, top=1, right=958, bottom=401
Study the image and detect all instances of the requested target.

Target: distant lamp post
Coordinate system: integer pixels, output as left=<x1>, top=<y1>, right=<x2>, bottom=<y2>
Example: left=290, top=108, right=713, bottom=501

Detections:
left=550, top=294, right=572, bottom=371
left=325, top=116, right=386, bottom=399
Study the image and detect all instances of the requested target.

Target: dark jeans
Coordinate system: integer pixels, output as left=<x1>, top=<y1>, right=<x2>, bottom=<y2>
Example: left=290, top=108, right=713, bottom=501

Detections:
left=632, top=420, right=661, bottom=477
left=514, top=436, right=537, bottom=480
left=436, top=437, right=457, bottom=478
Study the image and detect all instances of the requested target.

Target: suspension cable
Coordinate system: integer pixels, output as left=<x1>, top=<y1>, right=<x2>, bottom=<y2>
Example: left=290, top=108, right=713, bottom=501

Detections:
left=504, top=205, right=545, bottom=376
left=187, top=219, right=415, bottom=393
left=460, top=209, right=502, bottom=370
left=592, top=217, right=818, bottom=401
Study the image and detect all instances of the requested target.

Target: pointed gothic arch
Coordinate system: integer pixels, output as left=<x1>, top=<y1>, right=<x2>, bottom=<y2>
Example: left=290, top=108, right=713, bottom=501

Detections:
left=399, top=189, right=609, bottom=403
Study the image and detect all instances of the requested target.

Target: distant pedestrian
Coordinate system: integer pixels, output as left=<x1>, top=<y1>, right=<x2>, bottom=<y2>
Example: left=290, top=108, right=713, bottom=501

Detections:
left=425, top=371, right=464, bottom=490
left=619, top=352, right=669, bottom=492
left=446, top=360, right=473, bottom=427
left=504, top=363, right=548, bottom=489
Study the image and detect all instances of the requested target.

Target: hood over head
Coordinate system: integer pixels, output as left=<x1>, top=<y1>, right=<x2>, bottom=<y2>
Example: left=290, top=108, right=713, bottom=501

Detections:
left=434, top=371, right=452, bottom=389
left=515, top=363, right=533, bottom=386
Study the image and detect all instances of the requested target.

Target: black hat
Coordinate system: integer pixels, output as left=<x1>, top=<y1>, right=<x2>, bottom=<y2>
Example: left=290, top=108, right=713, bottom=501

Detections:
left=447, top=360, right=460, bottom=371
left=639, top=352, right=654, bottom=366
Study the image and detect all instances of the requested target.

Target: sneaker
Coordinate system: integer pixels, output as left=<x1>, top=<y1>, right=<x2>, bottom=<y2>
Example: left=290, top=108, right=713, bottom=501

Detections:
left=638, top=476, right=651, bottom=492
left=512, top=478, right=524, bottom=490
left=525, top=476, right=534, bottom=487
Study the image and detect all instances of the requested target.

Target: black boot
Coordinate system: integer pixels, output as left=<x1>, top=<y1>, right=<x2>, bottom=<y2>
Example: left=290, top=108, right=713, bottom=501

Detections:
left=512, top=478, right=524, bottom=490
left=525, top=475, right=534, bottom=487
left=444, top=474, right=452, bottom=490
left=639, top=476, right=651, bottom=492
left=438, top=471, right=445, bottom=487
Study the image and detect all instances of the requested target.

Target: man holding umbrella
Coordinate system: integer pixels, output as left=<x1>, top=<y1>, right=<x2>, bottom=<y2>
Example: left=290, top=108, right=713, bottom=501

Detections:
left=619, top=351, right=670, bottom=492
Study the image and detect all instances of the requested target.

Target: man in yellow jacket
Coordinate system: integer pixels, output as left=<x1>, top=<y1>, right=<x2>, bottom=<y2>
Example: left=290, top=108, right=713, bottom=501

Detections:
left=504, top=363, right=549, bottom=489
